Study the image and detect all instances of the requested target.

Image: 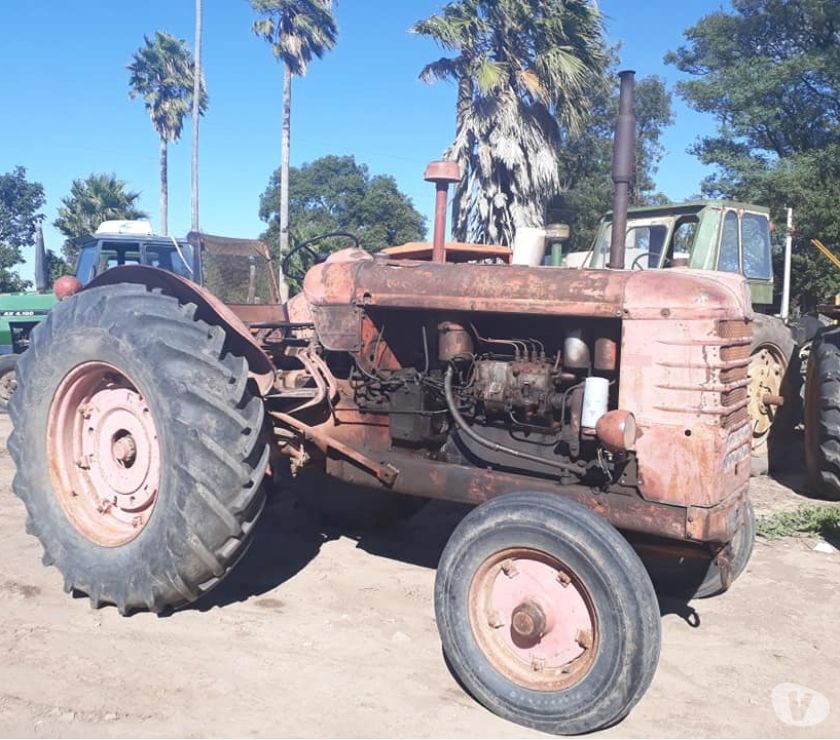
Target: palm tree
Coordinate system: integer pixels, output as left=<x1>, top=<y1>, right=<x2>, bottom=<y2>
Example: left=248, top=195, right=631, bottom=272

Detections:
left=128, top=31, right=208, bottom=235
left=53, top=173, right=148, bottom=260
left=249, top=0, right=338, bottom=295
left=413, top=0, right=605, bottom=245
left=191, top=0, right=204, bottom=232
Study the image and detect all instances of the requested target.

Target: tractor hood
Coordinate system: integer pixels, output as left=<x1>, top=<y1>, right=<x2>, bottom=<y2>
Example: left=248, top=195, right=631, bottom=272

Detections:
left=302, top=253, right=752, bottom=349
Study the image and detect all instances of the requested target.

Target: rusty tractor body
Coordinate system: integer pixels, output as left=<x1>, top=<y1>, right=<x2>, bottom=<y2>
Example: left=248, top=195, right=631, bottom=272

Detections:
left=9, top=72, right=755, bottom=735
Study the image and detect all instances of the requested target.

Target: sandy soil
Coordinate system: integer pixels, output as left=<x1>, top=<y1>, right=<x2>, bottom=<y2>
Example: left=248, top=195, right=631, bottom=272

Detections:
left=0, top=414, right=838, bottom=738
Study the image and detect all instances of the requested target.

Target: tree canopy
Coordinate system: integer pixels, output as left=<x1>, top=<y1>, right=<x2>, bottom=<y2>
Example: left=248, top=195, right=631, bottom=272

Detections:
left=413, top=0, right=606, bottom=245
left=667, top=0, right=840, bottom=306
left=128, top=31, right=208, bottom=145
left=0, top=167, right=46, bottom=292
left=250, top=0, right=338, bottom=76
left=129, top=30, right=207, bottom=234
left=54, top=173, right=148, bottom=261
left=259, top=155, right=427, bottom=251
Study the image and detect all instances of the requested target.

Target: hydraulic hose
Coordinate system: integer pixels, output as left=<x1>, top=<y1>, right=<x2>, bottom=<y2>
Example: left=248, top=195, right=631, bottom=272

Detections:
left=443, top=367, right=585, bottom=476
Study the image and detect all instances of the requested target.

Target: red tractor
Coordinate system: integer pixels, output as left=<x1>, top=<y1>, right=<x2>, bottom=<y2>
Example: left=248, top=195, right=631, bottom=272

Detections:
left=10, top=72, right=753, bottom=734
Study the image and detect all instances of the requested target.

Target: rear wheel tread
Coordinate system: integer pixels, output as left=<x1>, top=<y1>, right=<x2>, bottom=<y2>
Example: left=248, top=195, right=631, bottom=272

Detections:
left=9, top=283, right=268, bottom=613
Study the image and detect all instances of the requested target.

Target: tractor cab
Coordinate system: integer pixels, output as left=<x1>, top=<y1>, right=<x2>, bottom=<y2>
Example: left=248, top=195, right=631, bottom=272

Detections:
left=578, top=201, right=774, bottom=306
left=72, top=221, right=197, bottom=287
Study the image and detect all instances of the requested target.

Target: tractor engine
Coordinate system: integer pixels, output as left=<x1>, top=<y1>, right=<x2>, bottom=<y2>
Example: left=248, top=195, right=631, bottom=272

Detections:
left=342, top=312, right=623, bottom=481
left=270, top=251, right=753, bottom=548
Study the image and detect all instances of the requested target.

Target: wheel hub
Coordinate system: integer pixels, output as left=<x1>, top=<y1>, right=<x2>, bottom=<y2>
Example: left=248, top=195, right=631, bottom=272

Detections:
left=469, top=548, right=597, bottom=691
left=510, top=601, right=547, bottom=643
left=47, top=362, right=160, bottom=547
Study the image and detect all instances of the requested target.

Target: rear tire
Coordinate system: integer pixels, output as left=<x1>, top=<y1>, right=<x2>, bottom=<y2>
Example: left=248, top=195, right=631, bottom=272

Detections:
left=0, top=353, right=19, bottom=413
left=805, top=328, right=840, bottom=500
left=435, top=492, right=660, bottom=735
left=9, top=284, right=268, bottom=613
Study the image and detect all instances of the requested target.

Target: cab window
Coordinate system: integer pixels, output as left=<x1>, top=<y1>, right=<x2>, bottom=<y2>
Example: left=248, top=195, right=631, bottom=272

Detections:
left=100, top=242, right=141, bottom=272
left=621, top=225, right=668, bottom=268
left=671, top=217, right=699, bottom=254
left=718, top=211, right=740, bottom=273
left=144, top=244, right=193, bottom=279
left=75, top=245, right=100, bottom=285
left=741, top=212, right=772, bottom=279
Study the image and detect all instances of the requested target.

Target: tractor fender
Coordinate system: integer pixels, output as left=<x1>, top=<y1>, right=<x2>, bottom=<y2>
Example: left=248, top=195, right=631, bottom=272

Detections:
left=85, top=265, right=276, bottom=395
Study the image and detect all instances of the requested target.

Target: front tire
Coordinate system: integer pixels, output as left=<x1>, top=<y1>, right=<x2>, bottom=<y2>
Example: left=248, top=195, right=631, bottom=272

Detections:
left=9, top=284, right=268, bottom=613
left=435, top=492, right=660, bottom=735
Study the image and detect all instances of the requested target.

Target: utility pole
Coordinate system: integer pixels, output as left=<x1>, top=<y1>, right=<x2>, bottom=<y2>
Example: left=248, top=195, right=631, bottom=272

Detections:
left=191, top=0, right=203, bottom=232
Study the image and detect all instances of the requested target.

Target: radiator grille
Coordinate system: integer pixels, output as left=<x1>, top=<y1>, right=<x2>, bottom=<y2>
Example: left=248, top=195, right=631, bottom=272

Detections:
left=654, top=319, right=752, bottom=430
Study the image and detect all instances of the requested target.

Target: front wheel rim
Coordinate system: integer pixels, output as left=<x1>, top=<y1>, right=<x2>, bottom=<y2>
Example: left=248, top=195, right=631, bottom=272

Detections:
left=47, top=362, right=160, bottom=547
left=468, top=548, right=598, bottom=692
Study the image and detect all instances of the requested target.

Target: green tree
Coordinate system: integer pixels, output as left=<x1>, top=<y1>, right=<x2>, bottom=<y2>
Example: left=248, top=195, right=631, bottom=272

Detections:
left=552, top=62, right=674, bottom=251
left=250, top=0, right=338, bottom=293
left=128, top=31, right=208, bottom=235
left=667, top=0, right=840, bottom=305
left=413, top=0, right=606, bottom=245
left=259, top=155, right=426, bottom=291
left=0, top=167, right=46, bottom=292
left=53, top=173, right=148, bottom=261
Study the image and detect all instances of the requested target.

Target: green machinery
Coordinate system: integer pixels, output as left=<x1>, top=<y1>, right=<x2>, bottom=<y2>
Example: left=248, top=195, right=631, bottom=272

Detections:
left=0, top=221, right=199, bottom=410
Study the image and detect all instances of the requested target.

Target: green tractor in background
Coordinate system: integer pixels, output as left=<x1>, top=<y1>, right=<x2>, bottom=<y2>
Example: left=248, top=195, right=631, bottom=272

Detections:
left=0, top=220, right=275, bottom=411
left=0, top=227, right=57, bottom=410
left=564, top=201, right=794, bottom=476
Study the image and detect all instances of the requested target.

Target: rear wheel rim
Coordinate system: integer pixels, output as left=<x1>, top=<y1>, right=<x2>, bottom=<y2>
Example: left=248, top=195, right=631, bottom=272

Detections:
left=0, top=367, right=16, bottom=402
left=468, top=548, right=598, bottom=692
left=748, top=344, right=786, bottom=445
left=47, top=362, right=160, bottom=547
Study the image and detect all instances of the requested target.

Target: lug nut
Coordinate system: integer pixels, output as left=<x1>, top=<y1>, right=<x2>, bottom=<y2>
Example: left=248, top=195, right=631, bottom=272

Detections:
left=576, top=628, right=593, bottom=650
left=487, top=610, right=505, bottom=629
left=556, top=571, right=571, bottom=587
left=500, top=560, right=518, bottom=578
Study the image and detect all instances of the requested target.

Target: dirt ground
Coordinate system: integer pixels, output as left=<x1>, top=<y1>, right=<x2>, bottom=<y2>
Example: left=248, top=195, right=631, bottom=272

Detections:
left=0, top=414, right=838, bottom=739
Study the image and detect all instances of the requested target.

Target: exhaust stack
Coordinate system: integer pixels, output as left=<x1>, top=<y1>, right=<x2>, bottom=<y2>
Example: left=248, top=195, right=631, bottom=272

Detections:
left=34, top=224, right=47, bottom=294
left=608, top=70, right=636, bottom=271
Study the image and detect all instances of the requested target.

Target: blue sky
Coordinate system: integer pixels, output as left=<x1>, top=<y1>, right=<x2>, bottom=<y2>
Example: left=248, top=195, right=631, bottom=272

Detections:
left=0, top=0, right=723, bottom=281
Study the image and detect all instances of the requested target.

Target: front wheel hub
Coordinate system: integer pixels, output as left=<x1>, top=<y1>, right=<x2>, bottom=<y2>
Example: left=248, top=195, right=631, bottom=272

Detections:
left=48, top=362, right=160, bottom=547
left=511, top=601, right=548, bottom=643
left=469, top=548, right=597, bottom=691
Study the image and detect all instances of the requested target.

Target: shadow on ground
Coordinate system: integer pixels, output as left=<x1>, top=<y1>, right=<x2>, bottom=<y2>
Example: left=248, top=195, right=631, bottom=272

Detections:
left=192, top=483, right=474, bottom=612
left=192, top=477, right=710, bottom=634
